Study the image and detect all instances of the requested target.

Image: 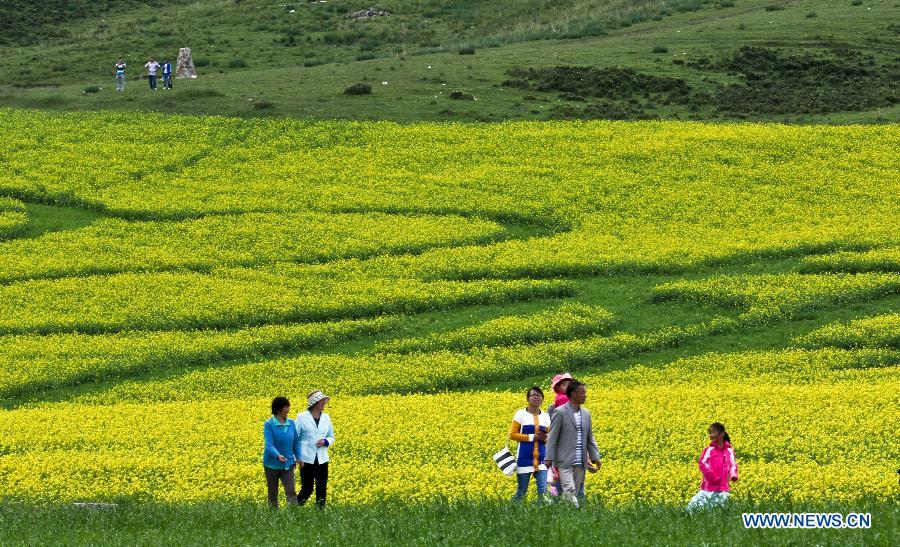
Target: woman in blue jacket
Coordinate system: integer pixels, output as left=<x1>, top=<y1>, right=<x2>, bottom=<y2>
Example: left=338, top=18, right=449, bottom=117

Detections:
left=296, top=390, right=335, bottom=508
left=263, top=396, right=302, bottom=508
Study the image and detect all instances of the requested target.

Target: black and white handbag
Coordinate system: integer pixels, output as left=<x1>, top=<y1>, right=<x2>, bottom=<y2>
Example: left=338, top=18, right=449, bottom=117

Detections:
left=493, top=445, right=517, bottom=476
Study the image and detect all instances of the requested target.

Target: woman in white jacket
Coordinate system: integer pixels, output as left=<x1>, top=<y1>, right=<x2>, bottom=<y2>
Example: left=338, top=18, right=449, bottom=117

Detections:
left=295, top=390, right=335, bottom=508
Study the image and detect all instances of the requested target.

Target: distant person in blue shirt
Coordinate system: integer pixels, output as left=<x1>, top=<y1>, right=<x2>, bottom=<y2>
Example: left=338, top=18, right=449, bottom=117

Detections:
left=263, top=396, right=302, bottom=508
left=114, top=58, right=126, bottom=92
left=161, top=59, right=173, bottom=89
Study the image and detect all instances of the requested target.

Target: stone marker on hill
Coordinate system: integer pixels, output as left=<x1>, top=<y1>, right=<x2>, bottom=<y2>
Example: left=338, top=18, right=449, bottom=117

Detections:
left=176, top=47, right=197, bottom=79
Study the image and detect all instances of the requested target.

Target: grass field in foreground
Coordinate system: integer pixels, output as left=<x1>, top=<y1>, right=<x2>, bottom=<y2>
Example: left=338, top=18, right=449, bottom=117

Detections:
left=1, top=501, right=896, bottom=546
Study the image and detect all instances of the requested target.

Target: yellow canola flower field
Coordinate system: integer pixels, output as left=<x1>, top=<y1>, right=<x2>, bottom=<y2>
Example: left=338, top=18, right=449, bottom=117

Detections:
left=0, top=271, right=573, bottom=335
left=0, top=111, right=898, bottom=509
left=0, top=196, right=28, bottom=239
left=2, top=111, right=898, bottom=277
left=0, top=212, right=504, bottom=283
left=0, top=317, right=398, bottom=400
left=793, top=313, right=900, bottom=350
left=75, top=321, right=736, bottom=403
left=652, top=272, right=900, bottom=321
left=293, top=212, right=900, bottom=281
left=375, top=302, right=613, bottom=353
left=0, top=349, right=895, bottom=505
left=801, top=246, right=900, bottom=274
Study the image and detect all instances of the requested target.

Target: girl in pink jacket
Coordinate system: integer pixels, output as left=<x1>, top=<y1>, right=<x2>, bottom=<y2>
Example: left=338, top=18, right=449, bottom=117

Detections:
left=687, top=422, right=738, bottom=512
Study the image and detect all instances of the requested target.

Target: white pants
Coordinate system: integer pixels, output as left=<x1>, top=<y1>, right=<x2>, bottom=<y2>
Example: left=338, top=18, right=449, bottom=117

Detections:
left=686, top=490, right=729, bottom=512
left=557, top=465, right=586, bottom=506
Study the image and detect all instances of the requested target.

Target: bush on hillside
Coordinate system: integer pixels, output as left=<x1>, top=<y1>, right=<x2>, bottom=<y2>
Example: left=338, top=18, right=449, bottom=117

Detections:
left=344, top=83, right=372, bottom=95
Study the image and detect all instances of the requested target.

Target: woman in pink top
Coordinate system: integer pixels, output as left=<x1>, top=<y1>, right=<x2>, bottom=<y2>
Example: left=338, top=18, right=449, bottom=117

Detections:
left=546, top=373, right=573, bottom=497
left=547, top=373, right=573, bottom=419
left=687, top=422, right=739, bottom=512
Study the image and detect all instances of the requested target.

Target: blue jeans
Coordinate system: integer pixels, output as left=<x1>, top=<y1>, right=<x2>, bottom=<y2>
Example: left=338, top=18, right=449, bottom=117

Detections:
left=162, top=74, right=172, bottom=89
left=514, top=470, right=548, bottom=500
left=148, top=75, right=157, bottom=90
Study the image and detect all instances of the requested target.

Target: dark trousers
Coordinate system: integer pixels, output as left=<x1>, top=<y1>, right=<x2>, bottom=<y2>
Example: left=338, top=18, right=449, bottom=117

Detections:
left=163, top=74, right=172, bottom=89
left=148, top=74, right=157, bottom=90
left=298, top=460, right=328, bottom=508
left=264, top=465, right=298, bottom=508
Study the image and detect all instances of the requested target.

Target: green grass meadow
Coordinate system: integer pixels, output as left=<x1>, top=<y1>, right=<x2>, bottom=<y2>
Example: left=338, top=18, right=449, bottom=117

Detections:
left=1, top=501, right=897, bottom=546
left=1, top=0, right=897, bottom=123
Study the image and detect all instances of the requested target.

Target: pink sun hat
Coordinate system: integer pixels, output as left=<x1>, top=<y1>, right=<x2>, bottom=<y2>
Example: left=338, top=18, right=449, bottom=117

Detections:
left=551, top=373, right=573, bottom=390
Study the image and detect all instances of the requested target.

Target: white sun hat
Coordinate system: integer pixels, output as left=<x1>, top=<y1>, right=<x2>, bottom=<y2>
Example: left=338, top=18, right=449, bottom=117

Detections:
left=307, top=390, right=331, bottom=409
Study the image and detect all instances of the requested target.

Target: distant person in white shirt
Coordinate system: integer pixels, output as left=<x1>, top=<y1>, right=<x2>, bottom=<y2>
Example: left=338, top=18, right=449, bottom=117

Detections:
left=114, top=58, right=126, bottom=92
left=144, top=57, right=161, bottom=91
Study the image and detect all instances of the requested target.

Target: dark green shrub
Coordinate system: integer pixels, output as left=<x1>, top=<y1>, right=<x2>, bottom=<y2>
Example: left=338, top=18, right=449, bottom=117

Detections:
left=449, top=91, right=474, bottom=100
left=229, top=58, right=247, bottom=68
left=344, top=83, right=372, bottom=95
left=652, top=45, right=668, bottom=53
left=83, top=85, right=100, bottom=93
left=459, top=46, right=475, bottom=55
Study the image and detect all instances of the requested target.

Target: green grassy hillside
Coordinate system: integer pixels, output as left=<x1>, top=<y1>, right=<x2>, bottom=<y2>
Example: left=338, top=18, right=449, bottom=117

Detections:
left=1, top=0, right=897, bottom=122
left=0, top=0, right=721, bottom=81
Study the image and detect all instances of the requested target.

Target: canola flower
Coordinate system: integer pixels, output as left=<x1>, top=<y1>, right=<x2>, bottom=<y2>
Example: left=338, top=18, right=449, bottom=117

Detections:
left=1, top=349, right=895, bottom=505
left=1, top=111, right=898, bottom=274
left=77, top=322, right=728, bottom=403
left=792, top=313, right=900, bottom=350
left=58, top=272, right=893, bottom=405
left=374, top=302, right=613, bottom=353
left=289, top=211, right=900, bottom=282
left=0, top=212, right=504, bottom=283
left=0, top=317, right=399, bottom=400
left=0, top=271, right=573, bottom=335
left=800, top=246, right=900, bottom=274
left=580, top=347, right=900, bottom=387
left=652, top=272, right=900, bottom=322
left=0, top=196, right=28, bottom=239
left=0, top=111, right=898, bottom=509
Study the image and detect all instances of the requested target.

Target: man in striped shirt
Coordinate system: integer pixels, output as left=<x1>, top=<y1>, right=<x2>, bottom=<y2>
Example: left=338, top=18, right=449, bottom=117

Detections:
left=544, top=381, right=602, bottom=507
